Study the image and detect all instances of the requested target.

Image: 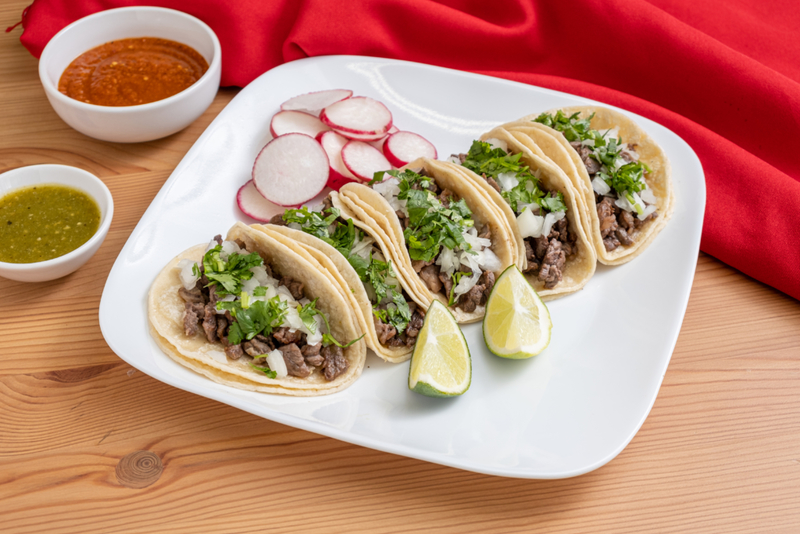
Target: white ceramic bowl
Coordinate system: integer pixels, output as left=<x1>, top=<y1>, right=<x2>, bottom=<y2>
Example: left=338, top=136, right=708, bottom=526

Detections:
left=38, top=6, right=222, bottom=143
left=0, top=165, right=114, bottom=282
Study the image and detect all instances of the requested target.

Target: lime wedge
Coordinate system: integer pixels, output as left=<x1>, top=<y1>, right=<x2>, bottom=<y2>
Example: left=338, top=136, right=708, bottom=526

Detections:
left=408, top=300, right=471, bottom=397
left=483, top=265, right=552, bottom=359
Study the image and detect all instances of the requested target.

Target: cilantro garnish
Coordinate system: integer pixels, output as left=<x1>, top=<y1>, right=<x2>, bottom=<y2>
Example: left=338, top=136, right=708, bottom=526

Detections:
left=374, top=169, right=475, bottom=263
left=202, top=245, right=263, bottom=296
left=539, top=192, right=566, bottom=213
left=218, top=296, right=288, bottom=345
left=282, top=204, right=412, bottom=336
left=249, top=362, right=277, bottom=379
left=448, top=272, right=467, bottom=306
left=298, top=299, right=320, bottom=334
left=533, top=112, right=651, bottom=200
left=459, top=140, right=565, bottom=215
left=304, top=305, right=364, bottom=348
left=533, top=110, right=595, bottom=142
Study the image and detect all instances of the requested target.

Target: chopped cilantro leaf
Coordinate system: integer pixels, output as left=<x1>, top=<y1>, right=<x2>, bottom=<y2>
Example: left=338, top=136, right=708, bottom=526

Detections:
left=219, top=296, right=288, bottom=344
left=249, top=363, right=277, bottom=379
left=538, top=192, right=566, bottom=213
left=458, top=140, right=565, bottom=214
left=381, top=169, right=475, bottom=263
left=202, top=245, right=263, bottom=296
left=533, top=110, right=595, bottom=142
left=298, top=299, right=320, bottom=334
left=533, top=111, right=652, bottom=199
left=448, top=272, right=466, bottom=306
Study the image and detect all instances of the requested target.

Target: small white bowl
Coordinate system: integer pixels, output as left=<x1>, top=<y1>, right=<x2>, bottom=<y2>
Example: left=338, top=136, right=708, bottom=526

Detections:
left=0, top=165, right=114, bottom=282
left=38, top=6, right=221, bottom=143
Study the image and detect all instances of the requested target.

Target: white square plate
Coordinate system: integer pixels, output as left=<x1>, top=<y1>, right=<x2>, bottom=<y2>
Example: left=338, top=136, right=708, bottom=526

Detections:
left=100, top=56, right=704, bottom=479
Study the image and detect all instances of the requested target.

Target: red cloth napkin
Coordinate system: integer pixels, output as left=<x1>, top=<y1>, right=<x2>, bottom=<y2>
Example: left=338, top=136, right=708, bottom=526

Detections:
left=14, top=0, right=800, bottom=301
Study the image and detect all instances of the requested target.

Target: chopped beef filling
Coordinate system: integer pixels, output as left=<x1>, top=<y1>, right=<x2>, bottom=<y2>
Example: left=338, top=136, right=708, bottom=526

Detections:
left=280, top=277, right=304, bottom=300
left=321, top=345, right=348, bottom=381
left=301, top=343, right=324, bottom=367
left=466, top=166, right=576, bottom=290
left=273, top=327, right=304, bottom=346
left=280, top=343, right=311, bottom=378
left=568, top=141, right=658, bottom=252
left=178, top=254, right=345, bottom=382
left=404, top=172, right=494, bottom=312
left=518, top=214, right=576, bottom=289
left=372, top=299, right=424, bottom=348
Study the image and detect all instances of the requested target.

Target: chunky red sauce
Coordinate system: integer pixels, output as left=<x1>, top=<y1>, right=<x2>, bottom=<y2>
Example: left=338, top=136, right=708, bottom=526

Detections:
left=58, top=37, right=209, bottom=107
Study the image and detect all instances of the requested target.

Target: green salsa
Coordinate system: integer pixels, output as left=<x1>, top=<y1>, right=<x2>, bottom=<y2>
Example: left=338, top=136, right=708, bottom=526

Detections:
left=0, top=184, right=101, bottom=263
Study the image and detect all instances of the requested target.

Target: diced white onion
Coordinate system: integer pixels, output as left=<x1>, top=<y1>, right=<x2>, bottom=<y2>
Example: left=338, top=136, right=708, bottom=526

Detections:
left=462, top=227, right=491, bottom=251
left=220, top=240, right=242, bottom=258
left=614, top=194, right=634, bottom=213
left=581, top=138, right=596, bottom=147
left=284, top=306, right=303, bottom=330
left=610, top=157, right=626, bottom=172
left=446, top=155, right=461, bottom=164
left=266, top=350, right=288, bottom=379
left=478, top=248, right=502, bottom=272
left=541, top=210, right=565, bottom=238
left=496, top=172, right=519, bottom=192
left=205, top=239, right=219, bottom=252
left=615, top=191, right=645, bottom=215
left=288, top=222, right=302, bottom=231
left=453, top=270, right=481, bottom=299
left=306, top=316, right=324, bottom=345
left=484, top=138, right=508, bottom=152
left=250, top=265, right=274, bottom=287
left=518, top=202, right=540, bottom=214
left=592, top=176, right=611, bottom=196
left=638, top=204, right=657, bottom=221
left=177, top=259, right=200, bottom=290
left=639, top=187, right=657, bottom=204
left=241, top=277, right=260, bottom=295
left=436, top=247, right=459, bottom=276
left=350, top=236, right=375, bottom=260
left=517, top=209, right=544, bottom=238
left=372, top=177, right=408, bottom=215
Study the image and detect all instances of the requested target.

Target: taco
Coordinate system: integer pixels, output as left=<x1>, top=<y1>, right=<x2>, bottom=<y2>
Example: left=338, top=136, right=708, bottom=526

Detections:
left=148, top=221, right=366, bottom=396
left=501, top=106, right=674, bottom=265
left=256, top=192, right=427, bottom=363
left=447, top=127, right=597, bottom=300
left=336, top=158, right=516, bottom=324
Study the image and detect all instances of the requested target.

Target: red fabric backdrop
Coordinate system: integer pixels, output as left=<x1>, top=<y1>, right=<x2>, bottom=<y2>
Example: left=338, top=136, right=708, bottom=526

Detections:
left=13, top=0, right=800, bottom=300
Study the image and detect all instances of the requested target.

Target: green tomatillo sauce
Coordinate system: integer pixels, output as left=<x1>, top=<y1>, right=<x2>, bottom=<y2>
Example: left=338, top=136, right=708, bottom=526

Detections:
left=0, top=184, right=100, bottom=263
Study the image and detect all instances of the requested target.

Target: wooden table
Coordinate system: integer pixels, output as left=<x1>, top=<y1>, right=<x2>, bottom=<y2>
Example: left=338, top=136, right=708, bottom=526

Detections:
left=2, top=2, right=799, bottom=531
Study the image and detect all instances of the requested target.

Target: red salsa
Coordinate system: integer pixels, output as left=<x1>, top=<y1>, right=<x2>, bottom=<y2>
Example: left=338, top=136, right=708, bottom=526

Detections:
left=58, top=37, right=209, bottom=107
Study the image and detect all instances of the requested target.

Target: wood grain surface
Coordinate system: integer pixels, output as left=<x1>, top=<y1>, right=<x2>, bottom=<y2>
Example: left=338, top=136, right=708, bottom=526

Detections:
left=1, top=2, right=799, bottom=532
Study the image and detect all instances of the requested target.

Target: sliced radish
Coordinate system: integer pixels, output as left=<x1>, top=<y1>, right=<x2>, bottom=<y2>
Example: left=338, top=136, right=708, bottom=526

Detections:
left=237, top=180, right=281, bottom=222
left=318, top=131, right=358, bottom=190
left=280, top=89, right=353, bottom=115
left=320, top=97, right=392, bottom=141
left=369, top=125, right=399, bottom=151
left=383, top=131, right=438, bottom=167
left=270, top=110, right=330, bottom=138
left=341, top=140, right=393, bottom=182
left=252, top=133, right=329, bottom=207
